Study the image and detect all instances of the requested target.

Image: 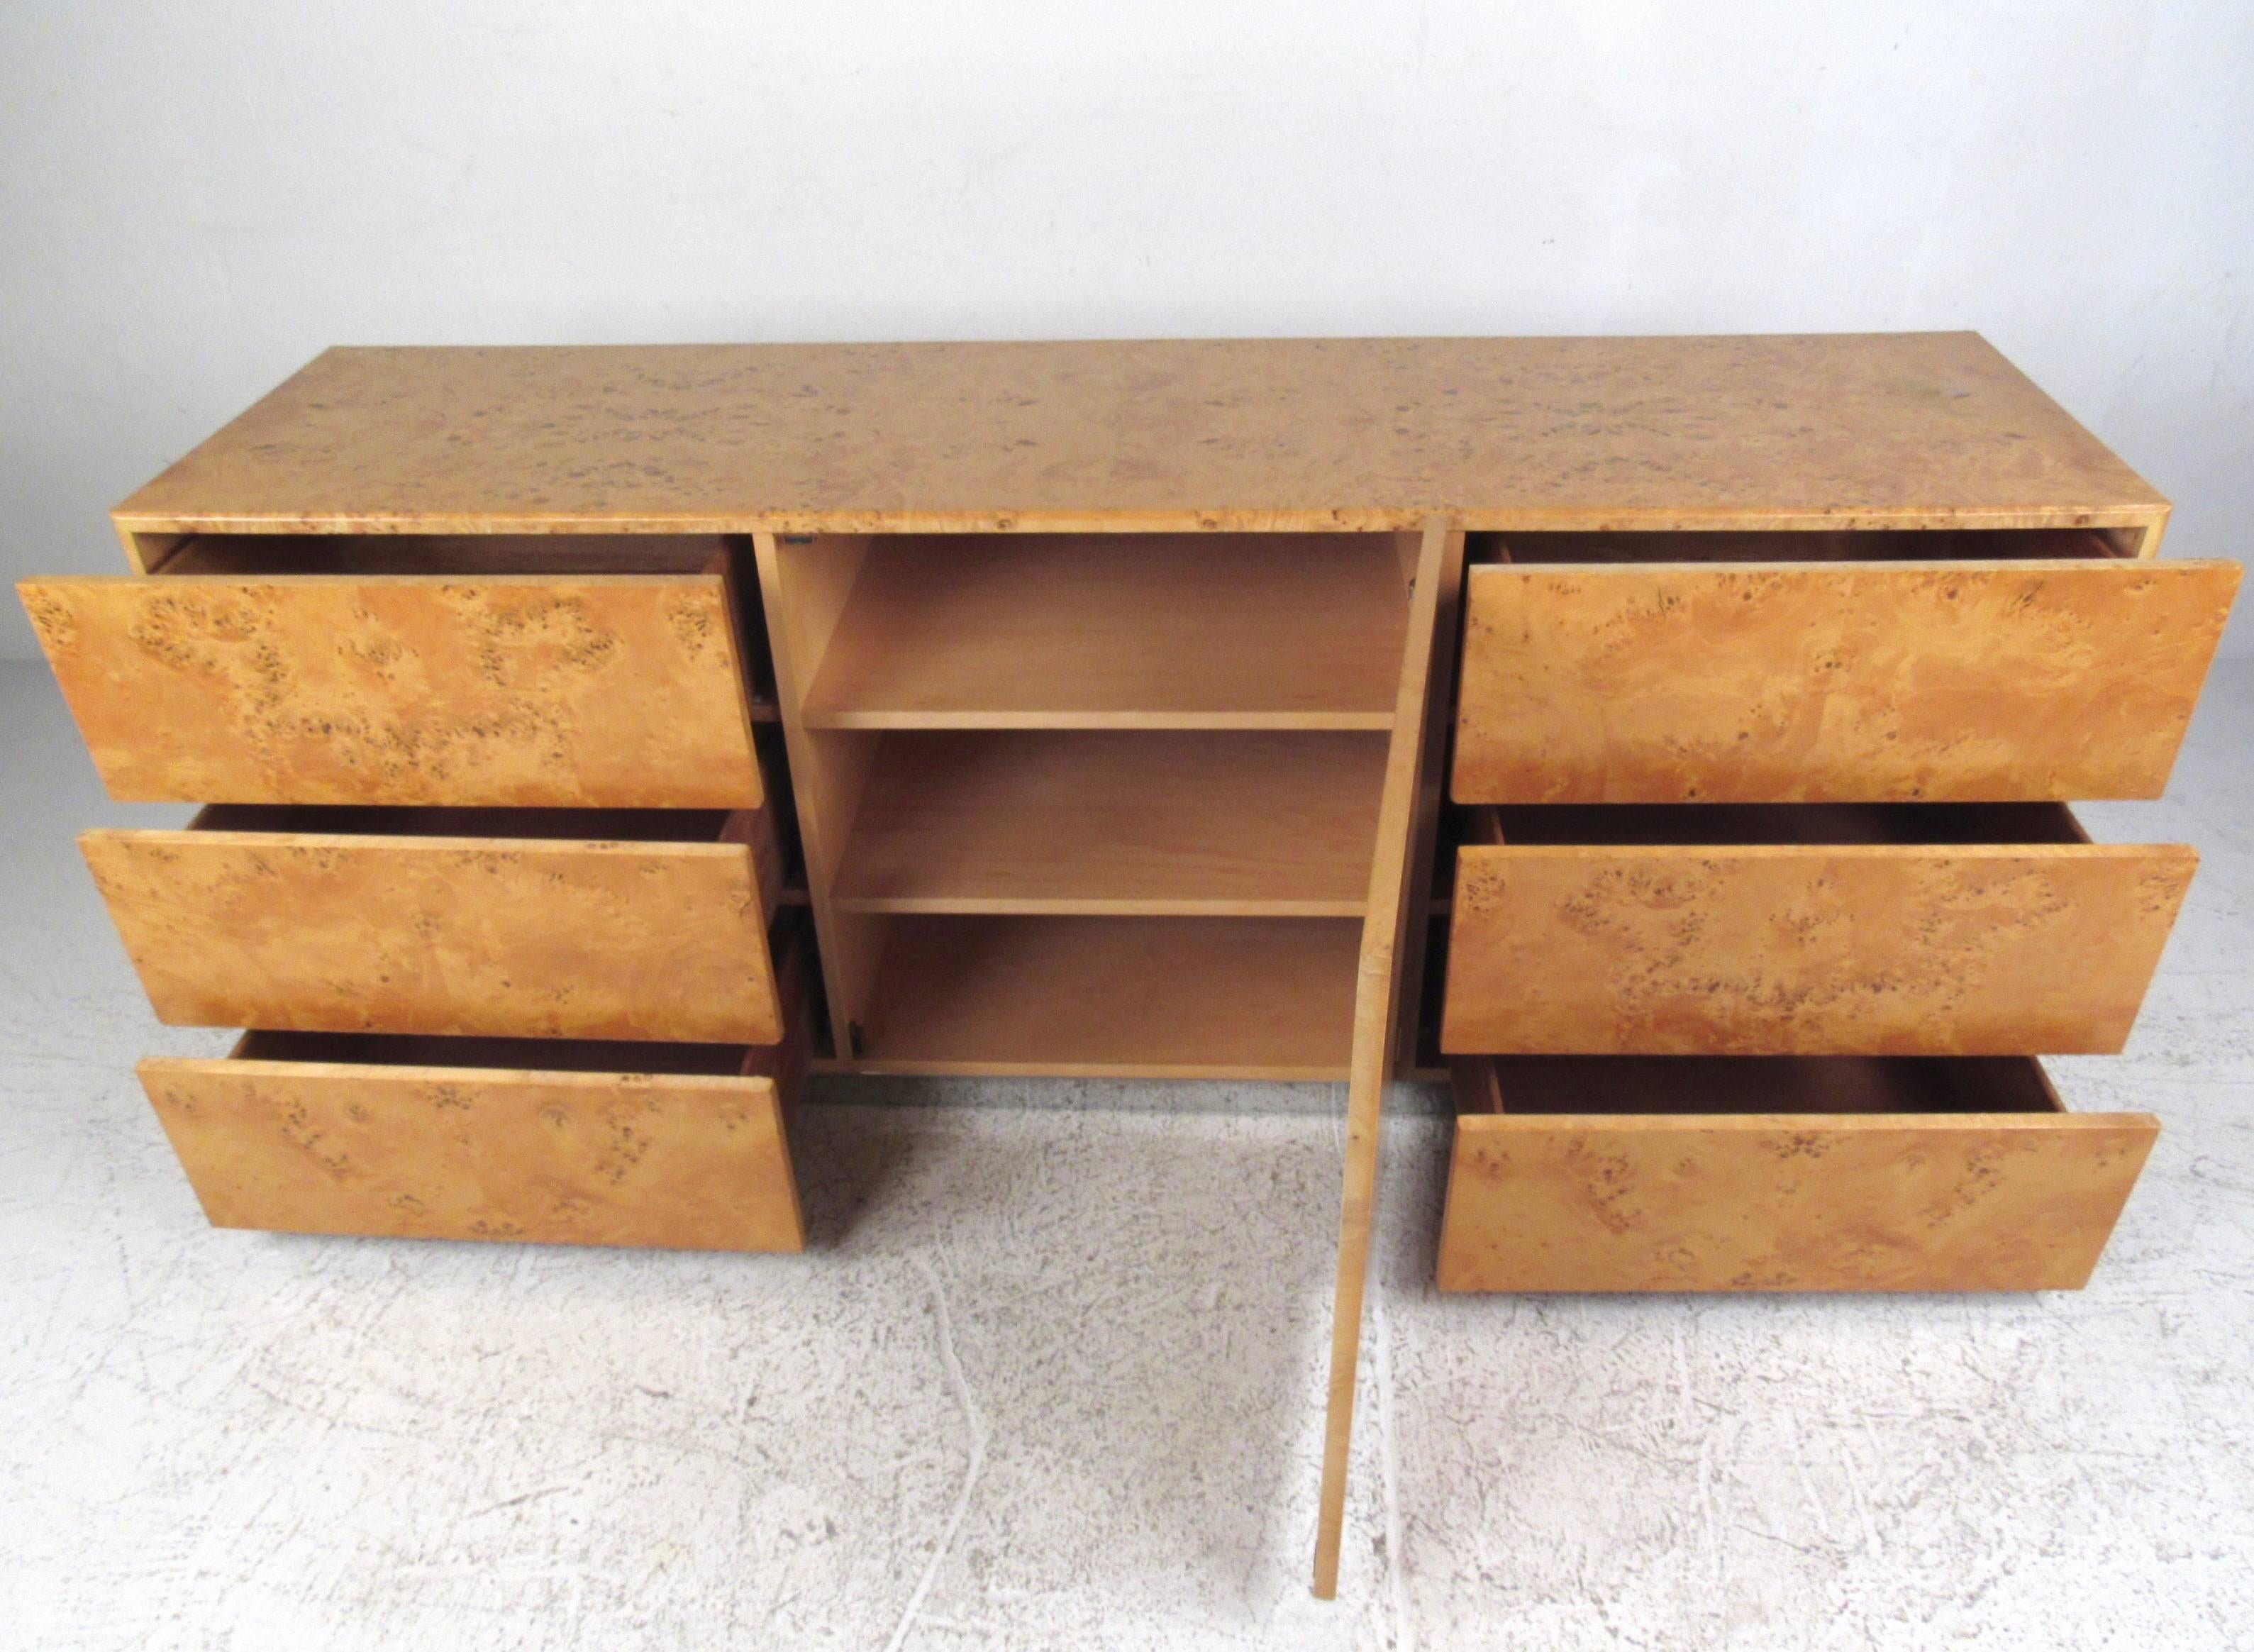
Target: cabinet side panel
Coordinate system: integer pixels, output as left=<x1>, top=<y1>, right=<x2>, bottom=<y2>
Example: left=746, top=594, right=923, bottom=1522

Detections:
left=753, top=533, right=884, bottom=1053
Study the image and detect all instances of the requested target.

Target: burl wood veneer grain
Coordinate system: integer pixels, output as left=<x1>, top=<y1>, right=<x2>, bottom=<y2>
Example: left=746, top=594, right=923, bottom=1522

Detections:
left=1453, top=559, right=2241, bottom=802
left=83, top=811, right=786, bottom=1044
left=111, top=335, right=2166, bottom=538
left=1442, top=841, right=2197, bottom=1055
left=1436, top=1062, right=2155, bottom=1292
left=18, top=572, right=765, bottom=806
left=139, top=1042, right=804, bottom=1252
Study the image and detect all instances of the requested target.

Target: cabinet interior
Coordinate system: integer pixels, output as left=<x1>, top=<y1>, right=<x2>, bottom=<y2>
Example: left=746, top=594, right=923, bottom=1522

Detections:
left=234, top=1030, right=765, bottom=1076
left=1475, top=802, right=2089, bottom=848
left=760, top=529, right=1422, bottom=1075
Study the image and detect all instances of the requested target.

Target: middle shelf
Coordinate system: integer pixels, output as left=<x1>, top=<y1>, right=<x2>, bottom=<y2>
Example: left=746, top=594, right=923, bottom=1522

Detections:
left=830, top=730, right=1387, bottom=916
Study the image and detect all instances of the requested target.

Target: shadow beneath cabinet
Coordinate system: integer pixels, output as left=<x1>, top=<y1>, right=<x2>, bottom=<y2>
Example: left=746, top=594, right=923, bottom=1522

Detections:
left=1378, top=1104, right=1456, bottom=1299
left=789, top=1094, right=925, bottom=1251
left=802, top=1072, right=1356, bottom=1116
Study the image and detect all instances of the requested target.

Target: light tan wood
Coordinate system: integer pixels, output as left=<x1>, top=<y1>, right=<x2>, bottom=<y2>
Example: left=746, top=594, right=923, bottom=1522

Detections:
left=1443, top=804, right=2196, bottom=1055
left=1391, top=535, right=1469, bottom=1072
left=1480, top=526, right=2123, bottom=563
left=850, top=915, right=1360, bottom=1078
left=800, top=534, right=1409, bottom=729
left=159, top=533, right=733, bottom=576
left=18, top=566, right=767, bottom=807
left=83, top=805, right=787, bottom=1043
left=113, top=336, right=2165, bottom=538
left=750, top=533, right=883, bottom=1058
left=1454, top=556, right=2241, bottom=803
left=1314, top=522, right=1461, bottom=1599
left=1405, top=914, right=1451, bottom=1080
left=743, top=918, right=818, bottom=1108
left=140, top=1033, right=806, bottom=1251
left=832, top=731, right=1387, bottom=915
left=117, top=529, right=187, bottom=575
left=1436, top=1057, right=2155, bottom=1291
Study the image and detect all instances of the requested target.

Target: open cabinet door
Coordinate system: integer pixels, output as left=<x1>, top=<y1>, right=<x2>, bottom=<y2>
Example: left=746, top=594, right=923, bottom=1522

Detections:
left=1312, top=521, right=1465, bottom=1597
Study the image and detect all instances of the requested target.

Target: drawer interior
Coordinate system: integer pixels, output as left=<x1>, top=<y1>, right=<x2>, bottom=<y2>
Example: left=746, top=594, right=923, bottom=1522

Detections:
left=1475, top=801, right=2089, bottom=847
left=156, top=533, right=731, bottom=577
left=1474, top=527, right=2126, bottom=564
left=190, top=803, right=799, bottom=898
left=1460, top=1055, right=2065, bottom=1118
left=235, top=1030, right=770, bottom=1076
left=191, top=803, right=744, bottom=843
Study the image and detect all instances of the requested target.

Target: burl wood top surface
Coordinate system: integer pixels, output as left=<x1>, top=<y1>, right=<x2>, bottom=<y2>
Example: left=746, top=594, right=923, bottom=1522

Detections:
left=115, top=333, right=2164, bottom=538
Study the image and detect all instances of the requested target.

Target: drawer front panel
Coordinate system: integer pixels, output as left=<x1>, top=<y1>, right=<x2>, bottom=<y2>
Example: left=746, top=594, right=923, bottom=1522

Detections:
left=1453, top=559, right=2239, bottom=803
left=1443, top=842, right=2194, bottom=1055
left=20, top=574, right=765, bottom=806
left=1438, top=1105, right=2155, bottom=1292
left=84, top=821, right=784, bottom=1043
left=138, top=1053, right=804, bottom=1252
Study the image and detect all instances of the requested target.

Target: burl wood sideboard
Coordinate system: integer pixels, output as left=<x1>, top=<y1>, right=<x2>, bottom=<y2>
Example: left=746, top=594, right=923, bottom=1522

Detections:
left=18, top=333, right=2240, bottom=1597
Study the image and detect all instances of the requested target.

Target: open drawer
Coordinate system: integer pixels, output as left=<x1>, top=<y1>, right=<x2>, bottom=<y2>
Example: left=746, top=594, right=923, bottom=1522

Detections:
left=1437, top=1055, right=2156, bottom=1292
left=1452, top=529, right=2240, bottom=803
left=84, top=804, right=792, bottom=1044
left=135, top=925, right=816, bottom=1252
left=1441, top=802, right=2194, bottom=1056
left=18, top=534, right=769, bottom=806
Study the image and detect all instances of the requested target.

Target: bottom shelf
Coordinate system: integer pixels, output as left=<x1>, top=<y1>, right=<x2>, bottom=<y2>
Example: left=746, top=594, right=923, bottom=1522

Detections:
left=844, top=914, right=1360, bottom=1078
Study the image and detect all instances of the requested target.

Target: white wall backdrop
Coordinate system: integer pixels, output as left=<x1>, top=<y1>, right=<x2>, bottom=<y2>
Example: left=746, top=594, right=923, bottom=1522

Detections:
left=4, top=1, right=2249, bottom=659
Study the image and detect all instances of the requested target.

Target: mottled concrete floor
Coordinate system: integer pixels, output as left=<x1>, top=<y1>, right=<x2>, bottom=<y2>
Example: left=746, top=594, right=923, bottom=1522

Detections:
left=3, top=658, right=2250, bottom=1651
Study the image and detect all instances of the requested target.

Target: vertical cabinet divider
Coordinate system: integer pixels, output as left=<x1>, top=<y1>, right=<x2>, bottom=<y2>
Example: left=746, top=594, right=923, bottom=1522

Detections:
left=753, top=531, right=886, bottom=1060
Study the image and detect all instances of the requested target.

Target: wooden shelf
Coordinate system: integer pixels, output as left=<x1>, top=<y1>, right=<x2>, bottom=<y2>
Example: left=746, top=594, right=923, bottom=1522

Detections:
left=800, top=534, right=1408, bottom=729
left=830, top=731, right=1387, bottom=915
left=848, top=915, right=1360, bottom=1078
